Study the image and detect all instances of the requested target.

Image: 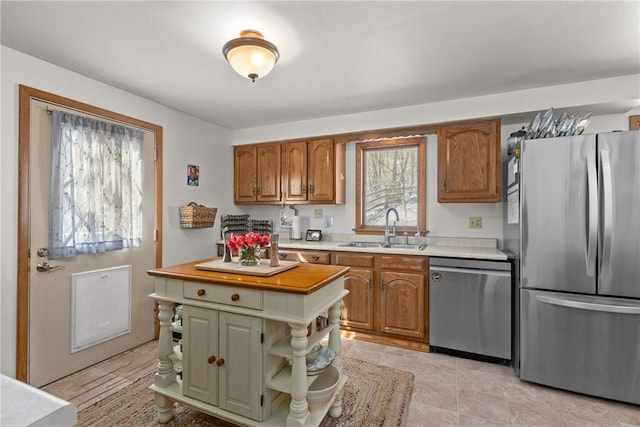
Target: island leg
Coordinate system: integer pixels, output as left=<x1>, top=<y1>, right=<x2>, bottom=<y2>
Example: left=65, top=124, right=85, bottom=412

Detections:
left=328, top=301, right=344, bottom=418
left=154, top=301, right=176, bottom=422
left=287, top=323, right=309, bottom=427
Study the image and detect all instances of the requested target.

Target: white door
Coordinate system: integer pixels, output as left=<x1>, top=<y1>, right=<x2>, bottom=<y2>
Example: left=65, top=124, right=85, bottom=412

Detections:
left=27, top=99, right=157, bottom=387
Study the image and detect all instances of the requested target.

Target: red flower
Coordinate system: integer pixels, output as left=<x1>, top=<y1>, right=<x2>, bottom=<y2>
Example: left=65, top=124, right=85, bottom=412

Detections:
left=227, top=232, right=270, bottom=252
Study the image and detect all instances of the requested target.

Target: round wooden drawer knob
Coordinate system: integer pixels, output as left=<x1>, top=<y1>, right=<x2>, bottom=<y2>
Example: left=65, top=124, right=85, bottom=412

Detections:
left=216, top=358, right=225, bottom=367
left=208, top=355, right=216, bottom=364
left=197, top=289, right=206, bottom=296
left=231, top=293, right=240, bottom=302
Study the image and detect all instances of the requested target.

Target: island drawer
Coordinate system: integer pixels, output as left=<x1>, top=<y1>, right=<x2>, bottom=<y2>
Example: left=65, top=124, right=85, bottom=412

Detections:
left=183, top=282, right=263, bottom=310
left=278, top=250, right=330, bottom=264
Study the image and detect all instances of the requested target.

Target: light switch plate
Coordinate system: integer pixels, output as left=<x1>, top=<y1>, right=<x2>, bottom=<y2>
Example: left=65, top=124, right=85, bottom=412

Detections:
left=314, top=208, right=324, bottom=219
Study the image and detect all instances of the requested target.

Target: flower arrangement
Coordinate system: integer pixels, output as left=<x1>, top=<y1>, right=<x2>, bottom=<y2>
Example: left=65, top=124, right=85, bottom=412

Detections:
left=227, top=231, right=271, bottom=266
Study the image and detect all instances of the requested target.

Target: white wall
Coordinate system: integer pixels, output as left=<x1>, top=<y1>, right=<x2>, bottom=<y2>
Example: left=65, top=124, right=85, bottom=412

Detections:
left=232, top=75, right=639, bottom=241
left=0, top=46, right=235, bottom=376
left=229, top=75, right=639, bottom=145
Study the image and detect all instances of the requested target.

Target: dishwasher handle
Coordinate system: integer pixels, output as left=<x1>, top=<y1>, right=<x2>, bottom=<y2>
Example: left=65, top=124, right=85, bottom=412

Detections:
left=429, top=266, right=511, bottom=278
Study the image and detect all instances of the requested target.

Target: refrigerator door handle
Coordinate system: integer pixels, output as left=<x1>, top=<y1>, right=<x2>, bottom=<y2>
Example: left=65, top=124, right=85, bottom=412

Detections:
left=537, top=295, right=640, bottom=315
left=585, top=154, right=597, bottom=277
left=600, top=150, right=614, bottom=277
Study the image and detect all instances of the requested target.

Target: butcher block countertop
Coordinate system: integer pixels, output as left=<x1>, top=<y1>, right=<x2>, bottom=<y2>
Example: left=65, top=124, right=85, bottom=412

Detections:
left=148, top=259, right=350, bottom=295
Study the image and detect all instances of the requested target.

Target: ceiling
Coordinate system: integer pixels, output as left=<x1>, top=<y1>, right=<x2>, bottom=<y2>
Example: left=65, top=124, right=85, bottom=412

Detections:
left=2, top=1, right=639, bottom=130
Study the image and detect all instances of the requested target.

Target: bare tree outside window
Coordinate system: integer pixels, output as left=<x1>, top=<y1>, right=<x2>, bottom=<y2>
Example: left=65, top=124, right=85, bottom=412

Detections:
left=356, top=137, right=426, bottom=234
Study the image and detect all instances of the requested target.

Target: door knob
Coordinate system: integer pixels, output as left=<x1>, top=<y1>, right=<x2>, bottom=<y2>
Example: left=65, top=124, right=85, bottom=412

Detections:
left=216, top=358, right=225, bottom=367
left=208, top=355, right=216, bottom=364
left=36, top=262, right=65, bottom=273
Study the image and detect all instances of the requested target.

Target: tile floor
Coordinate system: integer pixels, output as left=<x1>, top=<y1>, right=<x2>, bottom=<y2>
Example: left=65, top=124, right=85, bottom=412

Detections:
left=42, top=338, right=640, bottom=426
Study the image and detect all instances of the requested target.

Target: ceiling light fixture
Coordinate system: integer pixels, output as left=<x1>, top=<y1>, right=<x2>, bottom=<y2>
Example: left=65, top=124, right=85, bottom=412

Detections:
left=222, top=30, right=280, bottom=82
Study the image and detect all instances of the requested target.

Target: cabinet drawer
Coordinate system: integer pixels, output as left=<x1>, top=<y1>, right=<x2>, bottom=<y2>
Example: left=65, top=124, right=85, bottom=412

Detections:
left=333, top=253, right=375, bottom=268
left=184, top=282, right=263, bottom=310
left=380, top=255, right=426, bottom=271
left=279, top=250, right=330, bottom=264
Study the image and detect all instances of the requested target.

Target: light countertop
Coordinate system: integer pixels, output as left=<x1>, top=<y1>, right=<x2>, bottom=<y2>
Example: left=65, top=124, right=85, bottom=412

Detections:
left=221, top=234, right=508, bottom=261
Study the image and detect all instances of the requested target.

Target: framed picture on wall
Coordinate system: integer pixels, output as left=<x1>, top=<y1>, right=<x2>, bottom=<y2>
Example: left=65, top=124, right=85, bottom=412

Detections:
left=187, top=164, right=199, bottom=186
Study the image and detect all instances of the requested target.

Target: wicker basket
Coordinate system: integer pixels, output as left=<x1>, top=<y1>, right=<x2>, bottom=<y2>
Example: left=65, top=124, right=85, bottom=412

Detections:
left=179, top=203, right=217, bottom=229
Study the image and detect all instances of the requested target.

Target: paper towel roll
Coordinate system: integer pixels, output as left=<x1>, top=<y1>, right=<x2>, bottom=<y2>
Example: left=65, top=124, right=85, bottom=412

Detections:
left=291, top=216, right=302, bottom=240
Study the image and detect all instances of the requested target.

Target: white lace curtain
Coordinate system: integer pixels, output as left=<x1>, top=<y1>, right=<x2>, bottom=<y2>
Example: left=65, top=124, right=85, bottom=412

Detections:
left=48, top=110, right=144, bottom=259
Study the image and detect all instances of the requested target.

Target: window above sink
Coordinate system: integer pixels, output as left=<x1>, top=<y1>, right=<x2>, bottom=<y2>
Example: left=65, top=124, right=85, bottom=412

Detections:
left=354, top=137, right=427, bottom=236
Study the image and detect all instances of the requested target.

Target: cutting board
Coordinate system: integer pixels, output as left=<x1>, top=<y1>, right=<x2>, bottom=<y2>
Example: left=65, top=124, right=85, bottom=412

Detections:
left=194, top=258, right=300, bottom=277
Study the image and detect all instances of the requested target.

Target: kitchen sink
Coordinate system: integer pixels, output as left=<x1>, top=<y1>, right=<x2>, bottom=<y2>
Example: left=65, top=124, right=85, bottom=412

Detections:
left=338, top=241, right=427, bottom=250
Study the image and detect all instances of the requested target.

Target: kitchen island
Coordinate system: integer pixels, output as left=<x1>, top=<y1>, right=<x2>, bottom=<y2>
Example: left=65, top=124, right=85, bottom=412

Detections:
left=148, top=259, right=350, bottom=427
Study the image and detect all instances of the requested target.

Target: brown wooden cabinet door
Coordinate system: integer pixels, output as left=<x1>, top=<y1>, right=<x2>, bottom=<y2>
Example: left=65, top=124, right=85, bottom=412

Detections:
left=256, top=143, right=281, bottom=203
left=438, top=119, right=501, bottom=202
left=281, top=141, right=308, bottom=202
left=234, top=145, right=257, bottom=203
left=308, top=138, right=335, bottom=202
left=379, top=270, right=425, bottom=339
left=340, top=268, right=374, bottom=331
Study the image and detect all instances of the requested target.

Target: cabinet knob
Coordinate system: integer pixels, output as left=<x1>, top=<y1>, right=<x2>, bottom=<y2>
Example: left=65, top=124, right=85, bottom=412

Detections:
left=208, top=355, right=216, bottom=364
left=197, top=289, right=206, bottom=296
left=279, top=253, right=288, bottom=259
left=312, top=255, right=319, bottom=261
left=216, top=358, right=225, bottom=367
left=231, top=293, right=240, bottom=302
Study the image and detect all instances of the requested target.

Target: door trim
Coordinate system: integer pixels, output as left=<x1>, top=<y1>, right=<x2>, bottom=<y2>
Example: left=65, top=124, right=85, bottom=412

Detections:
left=16, top=85, right=164, bottom=382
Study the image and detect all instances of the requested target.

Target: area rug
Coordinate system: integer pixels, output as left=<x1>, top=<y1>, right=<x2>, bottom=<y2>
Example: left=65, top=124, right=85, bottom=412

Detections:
left=77, top=357, right=414, bottom=426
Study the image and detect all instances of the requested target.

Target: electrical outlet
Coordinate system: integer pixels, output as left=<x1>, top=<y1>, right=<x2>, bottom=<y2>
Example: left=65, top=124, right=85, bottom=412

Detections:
left=314, top=208, right=324, bottom=219
left=469, top=217, right=483, bottom=229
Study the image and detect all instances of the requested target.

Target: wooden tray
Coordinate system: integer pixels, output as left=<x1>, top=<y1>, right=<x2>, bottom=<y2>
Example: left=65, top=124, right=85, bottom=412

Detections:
left=194, top=259, right=300, bottom=277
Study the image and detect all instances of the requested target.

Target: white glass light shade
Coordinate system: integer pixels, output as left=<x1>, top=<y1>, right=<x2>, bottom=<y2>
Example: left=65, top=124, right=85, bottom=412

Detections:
left=223, top=30, right=279, bottom=82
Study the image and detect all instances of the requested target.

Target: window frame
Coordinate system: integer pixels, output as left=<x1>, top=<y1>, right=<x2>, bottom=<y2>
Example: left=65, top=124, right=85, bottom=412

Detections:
left=355, top=137, right=427, bottom=235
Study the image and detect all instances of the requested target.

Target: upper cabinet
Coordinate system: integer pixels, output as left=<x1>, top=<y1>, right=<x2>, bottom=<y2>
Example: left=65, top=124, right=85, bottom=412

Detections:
left=437, top=118, right=501, bottom=203
left=281, top=141, right=308, bottom=203
left=233, top=143, right=281, bottom=204
left=236, top=138, right=345, bottom=205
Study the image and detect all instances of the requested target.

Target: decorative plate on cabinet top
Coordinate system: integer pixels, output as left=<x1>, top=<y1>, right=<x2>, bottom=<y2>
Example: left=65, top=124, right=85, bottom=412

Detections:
left=537, top=107, right=555, bottom=138
left=527, top=112, right=542, bottom=138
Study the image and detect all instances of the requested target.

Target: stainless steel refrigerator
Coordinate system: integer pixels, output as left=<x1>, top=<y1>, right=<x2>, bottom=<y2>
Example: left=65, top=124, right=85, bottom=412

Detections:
left=512, top=131, right=640, bottom=405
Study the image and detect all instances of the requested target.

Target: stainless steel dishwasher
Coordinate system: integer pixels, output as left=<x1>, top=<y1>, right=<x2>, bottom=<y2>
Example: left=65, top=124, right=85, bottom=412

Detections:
left=429, top=257, right=512, bottom=360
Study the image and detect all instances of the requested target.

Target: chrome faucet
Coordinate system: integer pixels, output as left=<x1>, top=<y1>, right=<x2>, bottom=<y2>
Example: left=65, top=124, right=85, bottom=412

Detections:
left=383, top=207, right=400, bottom=247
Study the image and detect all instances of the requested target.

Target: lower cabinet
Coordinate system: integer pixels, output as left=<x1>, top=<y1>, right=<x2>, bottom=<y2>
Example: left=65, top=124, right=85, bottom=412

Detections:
left=341, top=268, right=374, bottom=331
left=333, top=251, right=429, bottom=348
left=380, top=270, right=425, bottom=339
left=182, top=306, right=263, bottom=421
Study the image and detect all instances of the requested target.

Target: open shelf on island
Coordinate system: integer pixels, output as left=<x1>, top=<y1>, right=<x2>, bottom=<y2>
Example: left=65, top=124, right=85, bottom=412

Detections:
left=269, top=325, right=334, bottom=358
